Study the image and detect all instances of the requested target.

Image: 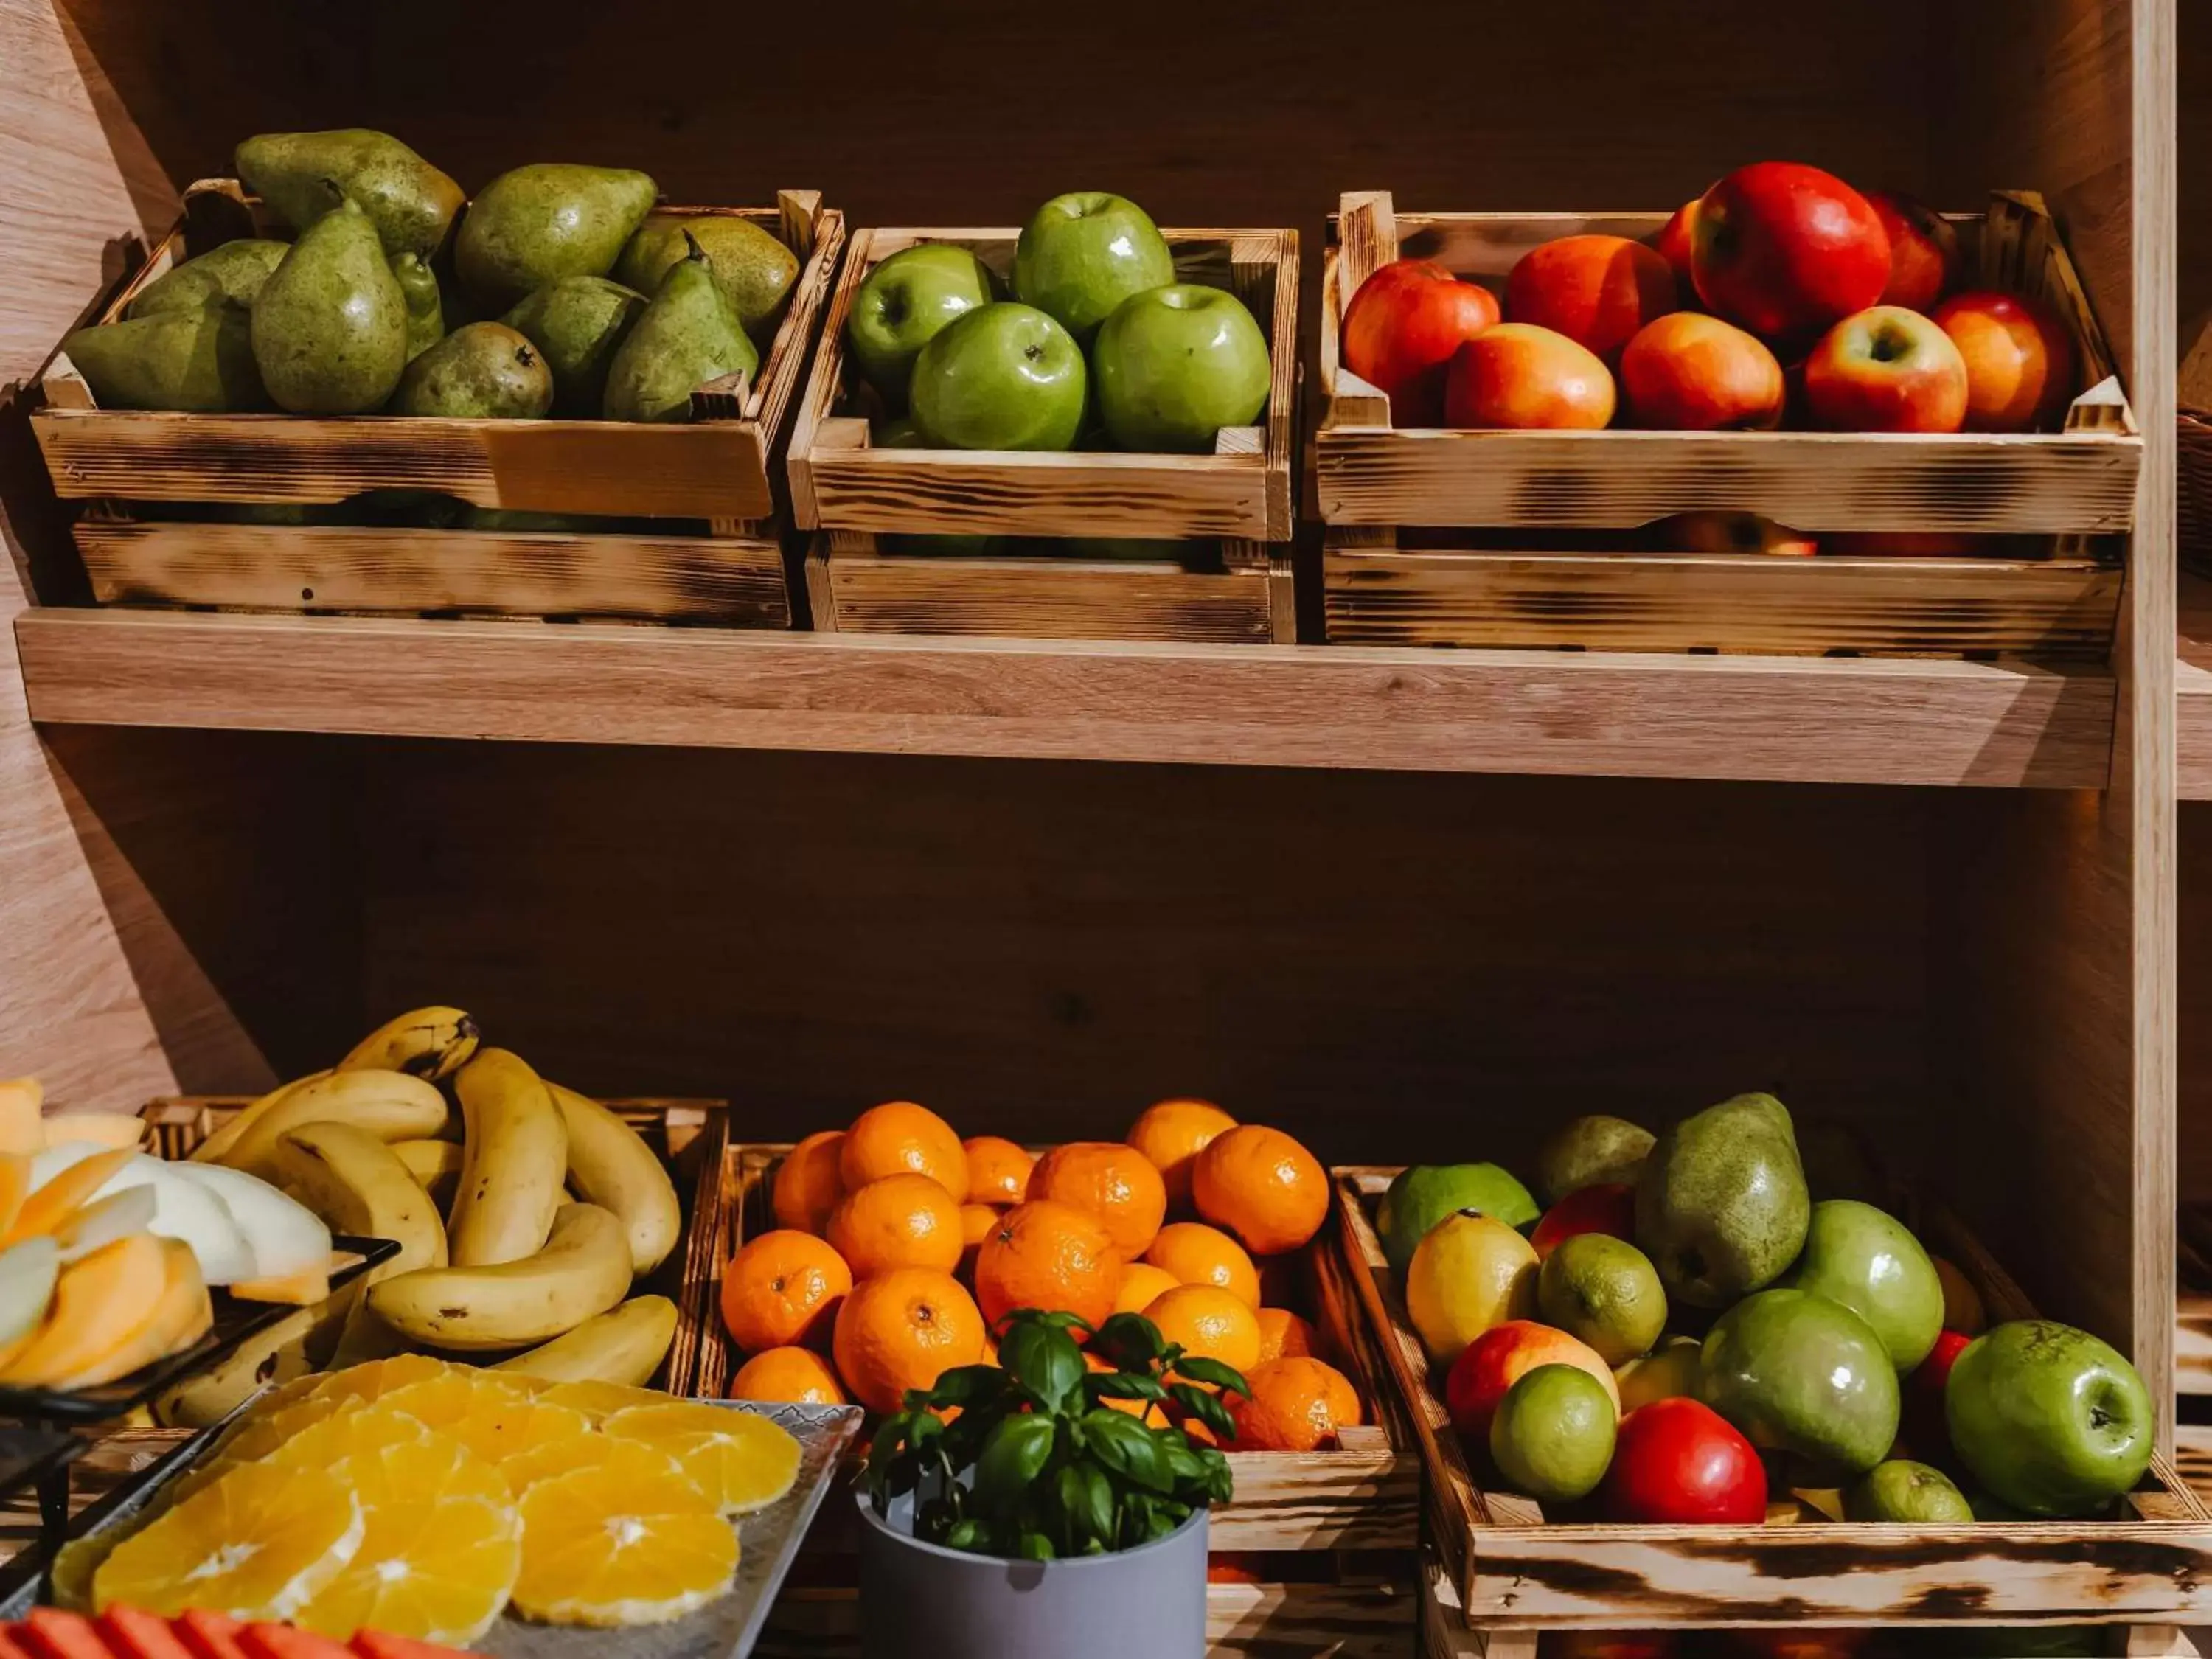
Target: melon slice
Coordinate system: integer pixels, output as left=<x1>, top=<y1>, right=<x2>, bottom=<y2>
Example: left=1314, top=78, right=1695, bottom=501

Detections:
left=50, top=1238, right=212, bottom=1389
left=0, top=1232, right=169, bottom=1388
left=53, top=1184, right=158, bottom=1265
left=93, top=1157, right=256, bottom=1286
left=229, top=1263, right=333, bottom=1306
left=0, top=1237, right=61, bottom=1371
left=25, top=1141, right=106, bottom=1191
left=0, top=1153, right=30, bottom=1239
left=41, top=1114, right=147, bottom=1152
left=0, top=1079, right=42, bottom=1157
left=170, top=1164, right=330, bottom=1279
left=7, top=1149, right=136, bottom=1245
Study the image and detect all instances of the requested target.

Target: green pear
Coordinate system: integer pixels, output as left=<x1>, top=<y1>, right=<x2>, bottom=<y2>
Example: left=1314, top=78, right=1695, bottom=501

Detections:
left=501, top=276, right=646, bottom=416
left=389, top=322, right=553, bottom=418
left=63, top=302, right=268, bottom=411
left=1635, top=1092, right=1810, bottom=1307
left=1535, top=1116, right=1655, bottom=1204
left=251, top=199, right=408, bottom=413
left=613, top=213, right=799, bottom=336
left=125, top=240, right=288, bottom=319
left=234, top=129, right=465, bottom=260
left=391, top=254, right=445, bottom=362
left=455, top=164, right=658, bottom=311
left=602, top=236, right=758, bottom=423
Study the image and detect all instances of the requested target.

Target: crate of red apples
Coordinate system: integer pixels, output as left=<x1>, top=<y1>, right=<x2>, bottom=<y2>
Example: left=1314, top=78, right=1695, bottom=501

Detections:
left=1313, top=163, right=2140, bottom=658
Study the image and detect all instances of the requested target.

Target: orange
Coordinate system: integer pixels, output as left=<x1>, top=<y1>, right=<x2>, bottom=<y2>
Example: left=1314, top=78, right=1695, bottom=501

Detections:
left=1113, top=1263, right=1181, bottom=1318
left=1207, top=1553, right=1265, bottom=1584
left=91, top=1461, right=363, bottom=1618
left=840, top=1102, right=966, bottom=1197
left=720, top=1229, right=852, bottom=1352
left=730, top=1346, right=847, bottom=1405
left=771, top=1130, right=846, bottom=1234
left=1144, top=1222, right=1260, bottom=1307
left=826, top=1173, right=963, bottom=1279
left=833, top=1267, right=987, bottom=1414
left=958, top=1203, right=999, bottom=1251
left=1030, top=1141, right=1166, bottom=1258
left=1192, top=1124, right=1329, bottom=1256
left=1144, top=1284, right=1262, bottom=1379
left=605, top=1401, right=804, bottom=1517
left=1224, top=1356, right=1362, bottom=1452
left=963, top=1136, right=1034, bottom=1205
left=1256, top=1307, right=1318, bottom=1364
left=1127, top=1099, right=1237, bottom=1208
left=1085, top=1351, right=1164, bottom=1426
left=510, top=1461, right=732, bottom=1627
left=972, top=1200, right=1123, bottom=1333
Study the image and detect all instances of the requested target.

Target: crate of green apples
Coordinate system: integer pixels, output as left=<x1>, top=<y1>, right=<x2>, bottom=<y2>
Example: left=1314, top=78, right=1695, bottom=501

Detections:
left=32, top=131, right=846, bottom=625
left=786, top=194, right=1296, bottom=644
left=1332, top=1093, right=2212, bottom=1645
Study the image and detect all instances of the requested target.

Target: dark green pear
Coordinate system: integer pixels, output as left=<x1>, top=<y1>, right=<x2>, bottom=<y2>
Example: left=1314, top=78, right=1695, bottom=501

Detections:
left=392, top=254, right=445, bottom=361
left=602, top=236, right=758, bottom=423
left=1635, top=1091, right=1811, bottom=1307
left=390, top=322, right=553, bottom=418
left=455, top=164, right=658, bottom=311
left=125, top=239, right=288, bottom=319
left=64, top=301, right=268, bottom=411
left=501, top=276, right=646, bottom=415
left=250, top=198, right=408, bottom=413
left=613, top=213, right=798, bottom=336
left=235, top=129, right=465, bottom=260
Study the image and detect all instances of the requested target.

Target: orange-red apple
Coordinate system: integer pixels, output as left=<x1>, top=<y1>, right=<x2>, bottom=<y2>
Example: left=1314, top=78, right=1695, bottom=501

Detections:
left=1691, top=162, right=1890, bottom=344
left=1657, top=512, right=1817, bottom=557
left=1868, top=190, right=1961, bottom=312
left=1530, top=1183, right=1638, bottom=1259
left=1930, top=289, right=2077, bottom=431
left=1618, top=311, right=1784, bottom=430
left=1654, top=199, right=1700, bottom=301
left=1802, top=305, right=1967, bottom=432
left=1444, top=1318, right=1620, bottom=1439
left=1444, top=324, right=1615, bottom=430
left=1341, top=257, right=1501, bottom=426
left=1504, top=234, right=1678, bottom=363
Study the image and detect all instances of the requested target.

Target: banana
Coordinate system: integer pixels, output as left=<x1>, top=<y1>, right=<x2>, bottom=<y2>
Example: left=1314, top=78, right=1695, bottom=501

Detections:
left=492, top=1293, right=678, bottom=1385
left=366, top=1202, right=630, bottom=1350
left=339, top=1006, right=480, bottom=1082
left=190, top=1069, right=331, bottom=1165
left=549, top=1082, right=681, bottom=1275
left=390, top=1138, right=465, bottom=1209
left=150, top=1293, right=350, bottom=1426
left=216, top=1069, right=449, bottom=1179
left=448, top=1048, right=567, bottom=1267
left=271, top=1121, right=448, bottom=1276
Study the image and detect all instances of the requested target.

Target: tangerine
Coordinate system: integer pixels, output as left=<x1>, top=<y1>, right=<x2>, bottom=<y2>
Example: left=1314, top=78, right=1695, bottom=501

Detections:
left=832, top=1267, right=987, bottom=1414
left=1145, top=1222, right=1260, bottom=1307
left=839, top=1102, right=966, bottom=1197
left=1127, top=1099, right=1237, bottom=1208
left=962, top=1136, right=1034, bottom=1205
left=1224, top=1356, right=1362, bottom=1452
left=1256, top=1307, right=1318, bottom=1363
left=1192, top=1125, right=1329, bottom=1256
left=1144, top=1284, right=1262, bottom=1378
left=730, top=1346, right=847, bottom=1405
left=972, top=1200, right=1122, bottom=1333
left=720, top=1229, right=852, bottom=1352
left=825, top=1173, right=963, bottom=1279
left=1029, top=1141, right=1166, bottom=1258
left=1112, top=1263, right=1182, bottom=1318
left=771, top=1131, right=846, bottom=1235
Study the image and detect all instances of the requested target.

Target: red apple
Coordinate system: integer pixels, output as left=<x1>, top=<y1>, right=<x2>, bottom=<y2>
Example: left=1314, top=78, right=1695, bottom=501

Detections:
left=1444, top=1320, right=1619, bottom=1440
left=1726, top=1632, right=1873, bottom=1659
left=1444, top=324, right=1615, bottom=430
left=1902, top=1326, right=1974, bottom=1461
left=1654, top=199, right=1700, bottom=302
left=1603, top=1397, right=1767, bottom=1525
left=1618, top=312, right=1784, bottom=430
left=1823, top=531, right=1976, bottom=557
left=1868, top=190, right=1961, bottom=311
left=1802, top=305, right=1967, bottom=432
left=1530, top=1183, right=1637, bottom=1259
left=1691, top=162, right=1891, bottom=344
left=1504, top=234, right=1678, bottom=363
left=1930, top=289, right=2077, bottom=431
left=1657, top=512, right=1817, bottom=557
left=1341, top=258, right=1501, bottom=425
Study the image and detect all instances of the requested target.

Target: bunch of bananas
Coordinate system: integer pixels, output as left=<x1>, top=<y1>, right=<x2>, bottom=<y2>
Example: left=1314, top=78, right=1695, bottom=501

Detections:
left=158, top=1007, right=682, bottom=1425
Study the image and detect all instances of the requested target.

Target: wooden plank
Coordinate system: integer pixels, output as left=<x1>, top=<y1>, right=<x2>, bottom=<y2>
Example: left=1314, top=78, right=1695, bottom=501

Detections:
left=13, top=608, right=2119, bottom=789
left=2177, top=574, right=2212, bottom=799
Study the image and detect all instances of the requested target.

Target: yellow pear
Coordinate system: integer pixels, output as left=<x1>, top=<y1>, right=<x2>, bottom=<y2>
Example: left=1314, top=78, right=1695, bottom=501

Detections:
left=1403, top=1211, right=1539, bottom=1369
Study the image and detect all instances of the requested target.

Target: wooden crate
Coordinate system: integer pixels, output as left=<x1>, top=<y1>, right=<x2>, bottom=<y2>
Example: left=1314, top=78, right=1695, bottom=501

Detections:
left=141, top=1095, right=731, bottom=1394
left=1313, top=190, right=2138, bottom=658
left=31, top=181, right=847, bottom=626
left=1333, top=1166, right=2212, bottom=1645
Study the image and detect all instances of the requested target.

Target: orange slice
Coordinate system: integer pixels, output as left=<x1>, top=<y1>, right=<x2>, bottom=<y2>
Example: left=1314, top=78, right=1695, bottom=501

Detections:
left=434, top=1399, right=592, bottom=1468
left=375, top=1370, right=536, bottom=1436
left=534, top=1380, right=667, bottom=1422
left=604, top=1402, right=801, bottom=1517
left=307, top=1354, right=462, bottom=1410
left=497, top=1432, right=685, bottom=1497
left=510, top=1463, right=734, bottom=1627
left=91, top=1461, right=364, bottom=1618
left=262, top=1403, right=430, bottom=1472
left=217, top=1396, right=347, bottom=1464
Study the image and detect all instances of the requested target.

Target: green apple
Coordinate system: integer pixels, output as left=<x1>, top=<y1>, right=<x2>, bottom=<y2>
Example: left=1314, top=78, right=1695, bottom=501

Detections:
left=1092, top=285, right=1271, bottom=453
left=1012, top=191, right=1175, bottom=340
left=872, top=414, right=932, bottom=448
left=845, top=244, right=995, bottom=400
left=1699, top=1287, right=1899, bottom=1478
left=1378, top=1164, right=1539, bottom=1275
left=1782, top=1199, right=1943, bottom=1371
left=909, top=303, right=1086, bottom=452
left=1945, top=1321, right=2153, bottom=1517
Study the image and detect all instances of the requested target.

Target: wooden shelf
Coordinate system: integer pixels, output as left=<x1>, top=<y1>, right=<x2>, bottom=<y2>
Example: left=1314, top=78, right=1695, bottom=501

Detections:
left=14, top=608, right=2113, bottom=788
left=2180, top=574, right=2212, bottom=799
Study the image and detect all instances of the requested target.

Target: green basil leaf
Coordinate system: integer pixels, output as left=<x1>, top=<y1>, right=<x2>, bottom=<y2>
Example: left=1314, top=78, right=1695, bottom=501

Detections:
left=1091, top=1312, right=1168, bottom=1370
left=1081, top=1408, right=1175, bottom=1493
left=943, top=1518, right=986, bottom=1553
left=1014, top=1531, right=1056, bottom=1562
left=972, top=1413, right=1057, bottom=1514
left=1169, top=1382, right=1238, bottom=1441
left=1173, top=1355, right=1251, bottom=1397
left=1087, top=1370, right=1167, bottom=1403
left=999, top=1319, right=1088, bottom=1414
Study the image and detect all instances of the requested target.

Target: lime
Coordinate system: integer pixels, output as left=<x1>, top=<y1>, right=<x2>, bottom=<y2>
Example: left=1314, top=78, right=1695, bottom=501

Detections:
left=1489, top=1363, right=1616, bottom=1503
left=1843, top=1458, right=1972, bottom=1523
left=1537, top=1234, right=1666, bottom=1366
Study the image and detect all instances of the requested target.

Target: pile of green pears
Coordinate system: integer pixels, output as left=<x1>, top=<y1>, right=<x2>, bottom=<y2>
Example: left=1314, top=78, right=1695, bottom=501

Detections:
left=63, top=129, right=798, bottom=423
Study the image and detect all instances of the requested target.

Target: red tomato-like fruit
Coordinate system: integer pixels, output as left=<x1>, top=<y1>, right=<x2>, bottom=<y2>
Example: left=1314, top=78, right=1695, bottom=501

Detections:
left=1691, top=162, right=1890, bottom=345
left=1530, top=1183, right=1637, bottom=1259
left=1341, top=258, right=1501, bottom=425
left=1602, top=1397, right=1767, bottom=1524
left=1902, top=1326, right=1973, bottom=1461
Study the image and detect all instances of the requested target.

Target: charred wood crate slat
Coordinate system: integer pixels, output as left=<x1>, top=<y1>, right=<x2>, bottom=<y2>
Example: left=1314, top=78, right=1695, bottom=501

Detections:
left=139, top=1096, right=730, bottom=1394
left=1332, top=1166, right=2212, bottom=1650
left=32, top=181, right=846, bottom=627
left=785, top=226, right=1297, bottom=644
left=1313, top=192, right=2138, bottom=659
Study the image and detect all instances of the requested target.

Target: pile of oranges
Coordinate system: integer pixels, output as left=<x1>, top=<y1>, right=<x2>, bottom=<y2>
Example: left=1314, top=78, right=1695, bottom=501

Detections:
left=717, top=1099, right=1366, bottom=1454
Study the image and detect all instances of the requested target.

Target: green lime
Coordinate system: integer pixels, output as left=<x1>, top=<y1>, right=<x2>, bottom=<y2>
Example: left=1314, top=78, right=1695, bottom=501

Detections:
left=1489, top=1363, right=1616, bottom=1503
left=1537, top=1234, right=1667, bottom=1366
left=1843, top=1458, right=1972, bottom=1523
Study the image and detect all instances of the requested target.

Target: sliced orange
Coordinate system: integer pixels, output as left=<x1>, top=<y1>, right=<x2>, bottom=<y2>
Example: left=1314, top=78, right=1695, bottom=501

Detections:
left=534, top=1380, right=667, bottom=1422
left=604, top=1402, right=801, bottom=1517
left=308, top=1354, right=462, bottom=1410
left=372, top=1370, right=534, bottom=1435
left=262, top=1403, right=430, bottom=1472
left=498, top=1432, right=685, bottom=1497
left=510, top=1463, right=734, bottom=1627
left=295, top=1435, right=520, bottom=1645
left=91, top=1461, right=363, bottom=1618
left=216, top=1397, right=347, bottom=1465
left=433, top=1399, right=592, bottom=1468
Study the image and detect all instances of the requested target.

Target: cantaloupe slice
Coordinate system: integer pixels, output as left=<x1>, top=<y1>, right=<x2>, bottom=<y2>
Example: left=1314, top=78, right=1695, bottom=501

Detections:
left=0, top=1231, right=169, bottom=1388
left=0, top=1237, right=61, bottom=1372
left=94, top=1158, right=256, bottom=1286
left=41, top=1114, right=146, bottom=1152
left=0, top=1079, right=43, bottom=1157
left=51, top=1239, right=211, bottom=1390
left=0, top=1153, right=30, bottom=1239
left=6, top=1149, right=136, bottom=1246
left=53, top=1184, right=158, bottom=1265
left=228, top=1262, right=333, bottom=1306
